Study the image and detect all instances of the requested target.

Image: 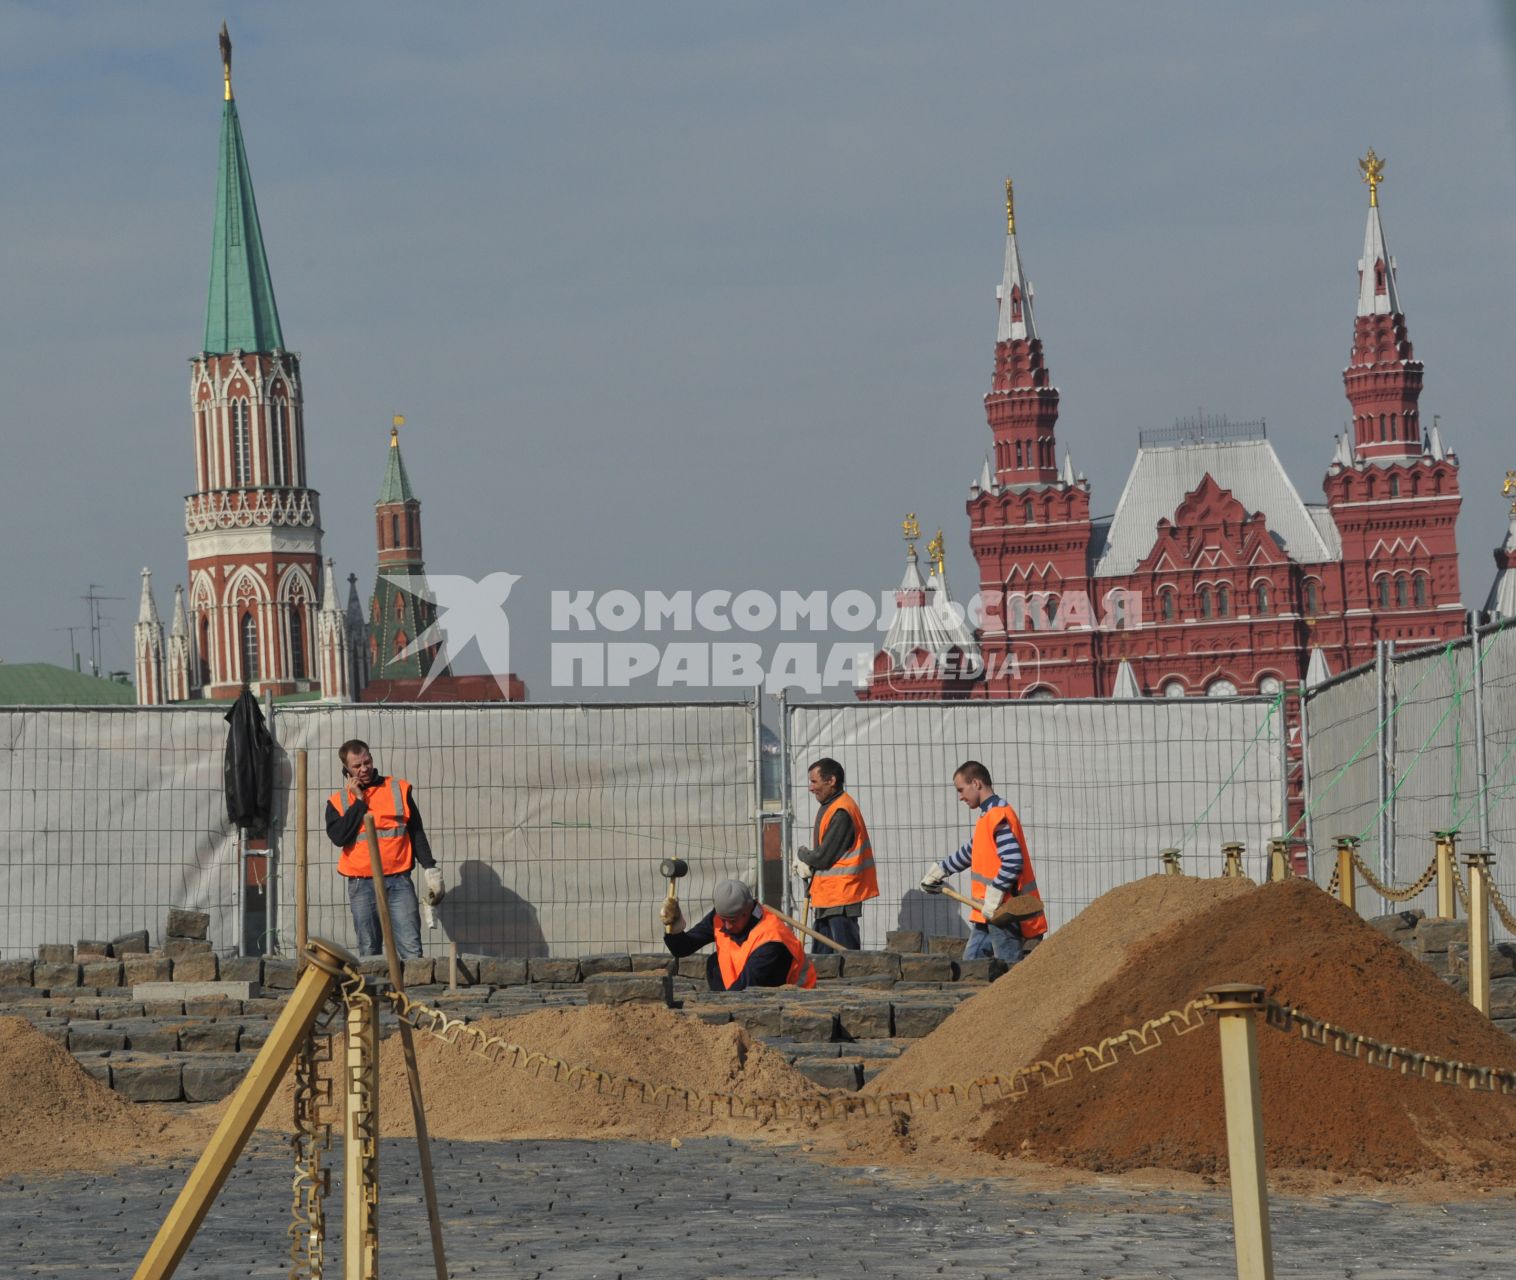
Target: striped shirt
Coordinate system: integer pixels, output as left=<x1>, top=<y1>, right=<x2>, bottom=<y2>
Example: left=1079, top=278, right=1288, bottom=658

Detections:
left=938, top=794, right=1022, bottom=892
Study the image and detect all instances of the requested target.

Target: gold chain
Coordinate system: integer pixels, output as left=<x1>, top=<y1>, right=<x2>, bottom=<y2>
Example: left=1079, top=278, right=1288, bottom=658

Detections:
left=1349, top=850, right=1438, bottom=903
left=1263, top=997, right=1516, bottom=1094
left=287, top=993, right=342, bottom=1280
left=376, top=979, right=1215, bottom=1122
left=1452, top=860, right=1472, bottom=911
left=1486, top=878, right=1516, bottom=934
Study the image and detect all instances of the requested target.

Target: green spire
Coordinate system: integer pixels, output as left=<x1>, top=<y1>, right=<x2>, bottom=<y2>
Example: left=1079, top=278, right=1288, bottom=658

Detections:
left=379, top=422, right=416, bottom=504
left=204, top=94, right=284, bottom=354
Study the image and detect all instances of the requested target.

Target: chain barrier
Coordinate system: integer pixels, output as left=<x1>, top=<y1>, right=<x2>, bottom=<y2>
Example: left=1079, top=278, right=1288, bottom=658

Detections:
left=1325, top=862, right=1340, bottom=896
left=1263, top=997, right=1516, bottom=1094
left=287, top=990, right=344, bottom=1280
left=1452, top=860, right=1472, bottom=913
left=1487, top=879, right=1516, bottom=935
left=1348, top=850, right=1438, bottom=904
left=375, top=978, right=1216, bottom=1122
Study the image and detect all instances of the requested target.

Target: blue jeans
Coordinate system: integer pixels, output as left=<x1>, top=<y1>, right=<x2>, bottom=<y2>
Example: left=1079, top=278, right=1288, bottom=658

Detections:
left=963, top=922, right=1024, bottom=966
left=346, top=870, right=423, bottom=959
left=811, top=912, right=861, bottom=953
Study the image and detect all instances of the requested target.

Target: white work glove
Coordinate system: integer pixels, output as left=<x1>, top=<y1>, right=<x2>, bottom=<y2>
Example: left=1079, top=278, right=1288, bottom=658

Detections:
left=422, top=867, right=446, bottom=905
left=420, top=899, right=438, bottom=930
left=660, top=898, right=685, bottom=931
left=981, top=886, right=1005, bottom=919
left=791, top=851, right=814, bottom=882
left=920, top=864, right=948, bottom=893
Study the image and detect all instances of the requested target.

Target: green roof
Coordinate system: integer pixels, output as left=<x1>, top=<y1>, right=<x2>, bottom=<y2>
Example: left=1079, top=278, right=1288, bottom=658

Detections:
left=378, top=431, right=417, bottom=504
left=0, top=664, right=136, bottom=706
left=204, top=98, right=284, bottom=354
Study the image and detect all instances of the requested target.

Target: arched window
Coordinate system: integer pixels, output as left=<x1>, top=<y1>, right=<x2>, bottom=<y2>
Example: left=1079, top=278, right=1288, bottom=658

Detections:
left=1207, top=678, right=1239, bottom=697
left=1163, top=680, right=1186, bottom=698
left=1217, top=585, right=1231, bottom=617
left=198, top=614, right=211, bottom=685
left=394, top=631, right=408, bottom=656
left=395, top=594, right=405, bottom=621
left=1015, top=441, right=1023, bottom=468
left=1160, top=588, right=1176, bottom=621
left=1106, top=591, right=1127, bottom=628
left=1198, top=586, right=1212, bottom=619
left=369, top=634, right=379, bottom=665
left=1024, top=498, right=1034, bottom=523
left=232, top=400, right=252, bottom=486
left=1414, top=573, right=1428, bottom=607
left=1043, top=595, right=1059, bottom=627
left=1377, top=577, right=1391, bottom=608
left=1378, top=413, right=1386, bottom=441
left=1394, top=575, right=1408, bottom=607
left=270, top=399, right=290, bottom=486
left=288, top=607, right=306, bottom=680
left=1304, top=580, right=1320, bottom=616
left=1007, top=594, right=1027, bottom=632
left=1389, top=474, right=1401, bottom=497
left=391, top=514, right=401, bottom=545
left=1254, top=581, right=1269, bottom=614
left=239, top=612, right=259, bottom=683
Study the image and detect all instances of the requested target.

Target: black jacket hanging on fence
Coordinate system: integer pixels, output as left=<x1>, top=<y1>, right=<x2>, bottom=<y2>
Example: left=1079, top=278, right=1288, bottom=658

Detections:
left=224, top=688, right=274, bottom=832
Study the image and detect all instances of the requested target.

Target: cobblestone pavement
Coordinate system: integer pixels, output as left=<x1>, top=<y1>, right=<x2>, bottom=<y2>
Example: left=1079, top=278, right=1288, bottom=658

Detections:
left=4, top=1135, right=1513, bottom=1278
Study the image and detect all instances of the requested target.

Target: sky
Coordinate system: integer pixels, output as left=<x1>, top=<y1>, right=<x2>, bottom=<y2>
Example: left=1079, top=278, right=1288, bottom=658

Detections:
left=4, top=2, right=1515, bottom=697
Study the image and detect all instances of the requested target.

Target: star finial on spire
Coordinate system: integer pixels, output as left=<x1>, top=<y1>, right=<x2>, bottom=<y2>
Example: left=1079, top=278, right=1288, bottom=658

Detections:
left=1004, top=177, right=1015, bottom=234
left=1504, top=469, right=1516, bottom=514
left=219, top=21, right=233, bottom=101
left=1358, top=148, right=1385, bottom=208
left=902, top=512, right=920, bottom=558
left=928, top=529, right=946, bottom=579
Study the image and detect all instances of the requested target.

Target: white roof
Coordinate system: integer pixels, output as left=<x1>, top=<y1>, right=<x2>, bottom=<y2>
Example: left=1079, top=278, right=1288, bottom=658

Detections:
left=170, top=585, right=189, bottom=638
left=321, top=557, right=342, bottom=613
left=1306, top=506, right=1343, bottom=559
left=1112, top=658, right=1142, bottom=698
left=137, top=568, right=160, bottom=625
left=1357, top=200, right=1402, bottom=318
left=1093, top=437, right=1337, bottom=577
left=1486, top=512, right=1516, bottom=619
left=995, top=229, right=1037, bottom=343
left=880, top=551, right=980, bottom=668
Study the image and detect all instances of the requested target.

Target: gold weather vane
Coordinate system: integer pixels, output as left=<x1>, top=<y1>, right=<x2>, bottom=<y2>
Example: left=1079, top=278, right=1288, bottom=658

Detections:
left=219, top=22, right=233, bottom=101
left=392, top=412, right=406, bottom=443
left=1504, top=469, right=1516, bottom=513
left=1005, top=178, right=1016, bottom=234
left=928, top=529, right=946, bottom=579
left=1358, top=148, right=1385, bottom=208
left=902, top=512, right=920, bottom=557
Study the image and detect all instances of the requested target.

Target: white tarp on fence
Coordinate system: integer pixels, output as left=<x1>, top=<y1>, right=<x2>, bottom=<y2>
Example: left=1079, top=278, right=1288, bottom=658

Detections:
left=1, top=702, right=757, bottom=960
left=785, top=698, right=1285, bottom=950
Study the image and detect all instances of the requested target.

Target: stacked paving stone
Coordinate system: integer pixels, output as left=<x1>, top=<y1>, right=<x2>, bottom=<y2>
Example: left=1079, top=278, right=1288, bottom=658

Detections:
left=1369, top=909, right=1516, bottom=1035
left=0, top=928, right=1000, bottom=1102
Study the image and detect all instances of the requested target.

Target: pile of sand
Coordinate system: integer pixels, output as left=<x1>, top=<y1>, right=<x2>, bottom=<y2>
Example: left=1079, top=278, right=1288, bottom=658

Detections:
left=0, top=1016, right=200, bottom=1177
left=978, top=879, right=1516, bottom=1184
left=256, top=1004, right=823, bottom=1143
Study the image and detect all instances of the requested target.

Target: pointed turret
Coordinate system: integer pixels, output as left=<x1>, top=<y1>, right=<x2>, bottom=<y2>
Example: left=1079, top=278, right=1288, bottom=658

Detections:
left=134, top=569, right=166, bottom=705
left=1487, top=475, right=1516, bottom=620
left=317, top=559, right=353, bottom=700
left=204, top=24, right=283, bottom=355
left=369, top=418, right=445, bottom=682
left=345, top=573, right=370, bottom=693
left=165, top=585, right=194, bottom=702
left=1343, top=150, right=1422, bottom=462
left=984, top=178, right=1061, bottom=487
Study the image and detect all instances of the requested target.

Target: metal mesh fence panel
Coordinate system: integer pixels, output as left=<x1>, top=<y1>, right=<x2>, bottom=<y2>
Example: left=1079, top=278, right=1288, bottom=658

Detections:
left=1, top=706, right=236, bottom=959
left=0, top=701, right=757, bottom=960
left=784, top=698, right=1284, bottom=949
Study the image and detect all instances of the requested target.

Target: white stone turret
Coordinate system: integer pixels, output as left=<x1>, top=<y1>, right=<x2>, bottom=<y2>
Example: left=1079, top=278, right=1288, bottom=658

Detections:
left=133, top=568, right=166, bottom=705
left=317, top=559, right=353, bottom=701
left=345, top=572, right=370, bottom=694
left=165, top=584, right=194, bottom=703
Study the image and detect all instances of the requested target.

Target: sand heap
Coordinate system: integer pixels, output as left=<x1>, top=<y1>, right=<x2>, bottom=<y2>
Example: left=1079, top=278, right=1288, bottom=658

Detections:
left=257, top=1003, right=822, bottom=1143
left=0, top=1016, right=200, bottom=1177
left=979, top=878, right=1516, bottom=1184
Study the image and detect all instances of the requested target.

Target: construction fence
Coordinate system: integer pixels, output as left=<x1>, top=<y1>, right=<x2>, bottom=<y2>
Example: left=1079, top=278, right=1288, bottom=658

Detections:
left=1301, top=617, right=1516, bottom=929
left=781, top=697, right=1286, bottom=949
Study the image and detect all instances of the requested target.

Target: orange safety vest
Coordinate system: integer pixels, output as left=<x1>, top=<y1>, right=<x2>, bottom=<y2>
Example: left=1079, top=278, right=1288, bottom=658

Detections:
left=969, top=803, right=1048, bottom=939
left=715, top=906, right=817, bottom=990
left=331, top=777, right=415, bottom=878
left=808, top=792, right=879, bottom=908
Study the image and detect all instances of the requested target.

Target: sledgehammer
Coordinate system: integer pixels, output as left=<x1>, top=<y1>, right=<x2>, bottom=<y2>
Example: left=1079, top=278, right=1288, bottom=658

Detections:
left=660, top=857, right=689, bottom=934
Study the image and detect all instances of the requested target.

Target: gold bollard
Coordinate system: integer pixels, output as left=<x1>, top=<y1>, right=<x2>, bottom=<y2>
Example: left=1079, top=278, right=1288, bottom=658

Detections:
left=1267, top=838, right=1290, bottom=883
left=1206, top=984, right=1276, bottom=1280
left=345, top=983, right=380, bottom=1280
left=1434, top=829, right=1458, bottom=920
left=134, top=939, right=356, bottom=1280
left=1160, top=848, right=1182, bottom=876
left=1335, top=836, right=1358, bottom=911
left=1222, top=842, right=1245, bottom=878
left=1466, top=850, right=1493, bottom=1017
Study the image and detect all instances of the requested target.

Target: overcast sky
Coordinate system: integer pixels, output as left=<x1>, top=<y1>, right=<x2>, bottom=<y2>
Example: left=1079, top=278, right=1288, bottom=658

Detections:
left=4, top=2, right=1515, bottom=695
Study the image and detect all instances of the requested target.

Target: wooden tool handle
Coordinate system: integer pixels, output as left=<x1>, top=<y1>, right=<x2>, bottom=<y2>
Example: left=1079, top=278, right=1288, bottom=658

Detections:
left=764, top=902, right=848, bottom=953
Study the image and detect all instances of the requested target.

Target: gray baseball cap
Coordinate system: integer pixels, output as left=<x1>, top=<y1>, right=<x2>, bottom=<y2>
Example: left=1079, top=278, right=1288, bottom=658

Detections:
left=712, top=879, right=755, bottom=916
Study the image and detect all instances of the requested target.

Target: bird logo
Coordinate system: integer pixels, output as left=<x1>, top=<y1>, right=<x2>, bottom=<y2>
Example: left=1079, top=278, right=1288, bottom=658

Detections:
left=383, top=571, right=522, bottom=697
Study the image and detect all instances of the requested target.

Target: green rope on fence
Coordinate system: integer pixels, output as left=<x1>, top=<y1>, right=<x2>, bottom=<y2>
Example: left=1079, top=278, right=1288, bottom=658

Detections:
left=1175, top=689, right=1285, bottom=855
left=1354, top=661, right=1467, bottom=844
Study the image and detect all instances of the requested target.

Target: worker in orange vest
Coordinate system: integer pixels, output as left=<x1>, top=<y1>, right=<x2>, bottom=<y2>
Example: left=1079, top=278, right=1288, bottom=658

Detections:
left=919, top=760, right=1047, bottom=966
left=324, top=739, right=445, bottom=958
left=792, top=757, right=877, bottom=951
left=661, top=879, right=816, bottom=990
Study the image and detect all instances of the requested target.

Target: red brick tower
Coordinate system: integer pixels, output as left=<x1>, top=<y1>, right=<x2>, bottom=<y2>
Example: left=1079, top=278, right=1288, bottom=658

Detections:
left=183, top=27, right=323, bottom=697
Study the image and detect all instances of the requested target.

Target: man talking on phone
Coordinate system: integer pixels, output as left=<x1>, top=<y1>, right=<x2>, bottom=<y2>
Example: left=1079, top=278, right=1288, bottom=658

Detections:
left=324, top=739, right=445, bottom=958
